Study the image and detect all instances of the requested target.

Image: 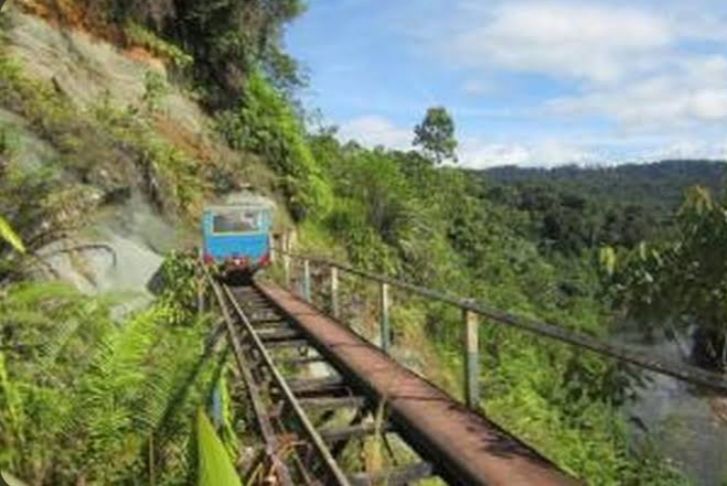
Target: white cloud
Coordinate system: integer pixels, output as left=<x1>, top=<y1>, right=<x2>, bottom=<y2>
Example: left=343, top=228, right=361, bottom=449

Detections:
left=415, top=1, right=727, bottom=132
left=337, top=115, right=413, bottom=150
left=334, top=114, right=727, bottom=168
left=457, top=137, right=600, bottom=169
left=336, top=115, right=597, bottom=167
left=638, top=140, right=727, bottom=161
left=457, top=140, right=531, bottom=167
left=323, top=2, right=727, bottom=166
left=550, top=55, right=727, bottom=127
left=457, top=136, right=727, bottom=169
left=449, top=2, right=673, bottom=84
left=462, top=79, right=494, bottom=96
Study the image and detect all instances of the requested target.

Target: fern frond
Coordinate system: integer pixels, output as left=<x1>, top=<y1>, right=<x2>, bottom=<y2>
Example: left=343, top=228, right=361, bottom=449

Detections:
left=0, top=216, right=24, bottom=254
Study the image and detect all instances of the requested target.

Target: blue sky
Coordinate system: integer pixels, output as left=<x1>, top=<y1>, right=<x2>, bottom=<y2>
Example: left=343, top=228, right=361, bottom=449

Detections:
left=285, top=0, right=727, bottom=167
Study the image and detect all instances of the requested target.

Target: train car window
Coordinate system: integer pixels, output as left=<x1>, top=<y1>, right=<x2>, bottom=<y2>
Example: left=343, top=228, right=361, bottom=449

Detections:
left=212, top=210, right=262, bottom=233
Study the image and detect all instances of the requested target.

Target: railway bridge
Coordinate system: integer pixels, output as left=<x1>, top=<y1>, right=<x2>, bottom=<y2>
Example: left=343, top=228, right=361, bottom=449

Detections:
left=198, top=249, right=727, bottom=485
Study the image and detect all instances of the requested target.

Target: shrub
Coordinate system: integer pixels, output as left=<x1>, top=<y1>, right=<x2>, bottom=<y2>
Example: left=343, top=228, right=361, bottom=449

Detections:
left=218, top=71, right=332, bottom=220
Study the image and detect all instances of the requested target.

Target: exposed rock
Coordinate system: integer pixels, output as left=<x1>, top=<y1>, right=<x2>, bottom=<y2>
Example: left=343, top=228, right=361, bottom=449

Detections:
left=37, top=193, right=179, bottom=298
left=5, top=6, right=208, bottom=135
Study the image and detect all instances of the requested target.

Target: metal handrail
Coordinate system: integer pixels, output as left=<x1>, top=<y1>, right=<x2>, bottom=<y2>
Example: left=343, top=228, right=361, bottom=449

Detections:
left=274, top=248, right=727, bottom=396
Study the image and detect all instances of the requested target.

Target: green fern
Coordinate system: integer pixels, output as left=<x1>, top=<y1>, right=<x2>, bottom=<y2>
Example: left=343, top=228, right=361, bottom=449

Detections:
left=0, top=250, right=224, bottom=483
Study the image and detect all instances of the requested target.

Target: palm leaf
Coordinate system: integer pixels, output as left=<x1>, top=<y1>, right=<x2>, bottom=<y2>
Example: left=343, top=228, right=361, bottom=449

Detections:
left=0, top=216, right=25, bottom=254
left=197, top=408, right=241, bottom=486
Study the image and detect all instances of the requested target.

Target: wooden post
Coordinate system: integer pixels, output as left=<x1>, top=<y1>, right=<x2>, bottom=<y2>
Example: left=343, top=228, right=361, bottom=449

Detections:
left=380, top=282, right=390, bottom=353
left=196, top=277, right=205, bottom=316
left=463, top=308, right=480, bottom=409
left=282, top=232, right=291, bottom=288
left=196, top=249, right=205, bottom=316
left=148, top=435, right=155, bottom=486
left=330, top=266, right=339, bottom=319
left=303, top=259, right=311, bottom=303
left=283, top=253, right=291, bottom=289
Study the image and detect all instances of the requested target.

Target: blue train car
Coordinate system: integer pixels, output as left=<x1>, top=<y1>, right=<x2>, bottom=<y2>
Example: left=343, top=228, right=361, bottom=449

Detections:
left=202, top=203, right=273, bottom=277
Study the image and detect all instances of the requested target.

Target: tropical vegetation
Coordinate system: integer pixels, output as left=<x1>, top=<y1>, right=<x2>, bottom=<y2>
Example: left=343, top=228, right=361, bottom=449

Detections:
left=0, top=0, right=724, bottom=484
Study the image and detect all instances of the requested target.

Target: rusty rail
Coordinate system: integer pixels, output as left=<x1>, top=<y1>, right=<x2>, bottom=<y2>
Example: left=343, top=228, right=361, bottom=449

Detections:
left=200, top=259, right=576, bottom=484
left=257, top=281, right=576, bottom=485
left=203, top=266, right=296, bottom=485
left=221, top=284, right=351, bottom=485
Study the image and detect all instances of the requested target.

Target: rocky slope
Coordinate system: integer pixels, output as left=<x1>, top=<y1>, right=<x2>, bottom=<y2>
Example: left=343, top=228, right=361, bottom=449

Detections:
left=1, top=3, right=278, bottom=295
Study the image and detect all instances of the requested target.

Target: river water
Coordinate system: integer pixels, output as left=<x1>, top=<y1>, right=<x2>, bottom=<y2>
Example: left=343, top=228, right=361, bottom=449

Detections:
left=616, top=331, right=727, bottom=485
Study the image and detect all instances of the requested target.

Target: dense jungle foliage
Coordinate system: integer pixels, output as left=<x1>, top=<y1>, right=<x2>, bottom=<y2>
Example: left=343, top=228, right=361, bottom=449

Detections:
left=483, top=161, right=727, bottom=254
left=484, top=162, right=727, bottom=371
left=0, top=254, right=235, bottom=484
left=0, top=0, right=724, bottom=484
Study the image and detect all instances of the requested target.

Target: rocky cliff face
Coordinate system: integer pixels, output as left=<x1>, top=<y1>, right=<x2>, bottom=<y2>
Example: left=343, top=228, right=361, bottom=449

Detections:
left=0, top=3, right=276, bottom=295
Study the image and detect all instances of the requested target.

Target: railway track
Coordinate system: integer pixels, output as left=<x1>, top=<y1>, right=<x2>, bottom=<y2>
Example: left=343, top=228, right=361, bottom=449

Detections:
left=206, top=272, right=576, bottom=485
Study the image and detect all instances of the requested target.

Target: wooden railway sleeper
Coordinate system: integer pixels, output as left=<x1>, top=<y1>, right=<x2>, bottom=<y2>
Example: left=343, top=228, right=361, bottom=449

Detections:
left=279, top=355, right=327, bottom=367
left=288, top=376, right=347, bottom=395
left=348, top=461, right=435, bottom=486
left=319, top=422, right=392, bottom=443
left=257, top=328, right=305, bottom=342
left=297, top=395, right=368, bottom=411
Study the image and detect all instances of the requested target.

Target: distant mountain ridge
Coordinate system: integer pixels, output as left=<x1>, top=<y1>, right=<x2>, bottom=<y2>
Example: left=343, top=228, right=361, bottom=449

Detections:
left=482, top=160, right=727, bottom=209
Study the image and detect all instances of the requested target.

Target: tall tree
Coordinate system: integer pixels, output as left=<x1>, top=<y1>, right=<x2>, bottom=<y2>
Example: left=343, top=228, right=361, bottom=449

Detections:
left=413, top=106, right=458, bottom=164
left=75, top=0, right=306, bottom=108
left=609, top=186, right=727, bottom=370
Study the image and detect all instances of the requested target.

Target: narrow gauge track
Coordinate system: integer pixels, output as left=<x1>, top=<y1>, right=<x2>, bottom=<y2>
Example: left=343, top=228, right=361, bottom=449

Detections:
left=207, top=274, right=577, bottom=485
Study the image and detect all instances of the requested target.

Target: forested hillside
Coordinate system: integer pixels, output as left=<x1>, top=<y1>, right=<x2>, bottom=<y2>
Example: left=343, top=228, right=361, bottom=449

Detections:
left=481, top=161, right=727, bottom=254
left=482, top=161, right=727, bottom=368
left=0, top=0, right=722, bottom=484
left=486, top=161, right=727, bottom=209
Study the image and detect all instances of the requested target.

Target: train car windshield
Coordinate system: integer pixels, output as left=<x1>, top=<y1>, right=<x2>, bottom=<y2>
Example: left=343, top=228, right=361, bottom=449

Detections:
left=212, top=210, right=264, bottom=233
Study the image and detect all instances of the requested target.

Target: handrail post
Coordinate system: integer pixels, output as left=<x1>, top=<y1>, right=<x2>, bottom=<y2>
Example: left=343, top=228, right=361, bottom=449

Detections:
left=463, top=308, right=480, bottom=408
left=283, top=253, right=291, bottom=289
left=380, top=282, right=390, bottom=353
left=196, top=250, right=205, bottom=315
left=330, top=266, right=339, bottom=319
left=303, top=258, right=311, bottom=303
left=197, top=277, right=205, bottom=315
